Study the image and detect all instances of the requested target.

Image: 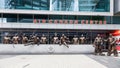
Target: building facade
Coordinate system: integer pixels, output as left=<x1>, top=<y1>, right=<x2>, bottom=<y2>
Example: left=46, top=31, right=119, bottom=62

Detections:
left=0, top=0, right=120, bottom=44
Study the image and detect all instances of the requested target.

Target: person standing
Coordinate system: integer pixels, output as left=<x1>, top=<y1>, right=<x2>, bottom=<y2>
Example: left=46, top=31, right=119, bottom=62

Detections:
left=3, top=35, right=10, bottom=44
left=40, top=34, right=47, bottom=44
left=107, top=34, right=118, bottom=57
left=93, top=34, right=103, bottom=55
left=79, top=34, right=86, bottom=44
left=12, top=34, right=19, bottom=44
left=22, top=34, right=28, bottom=44
left=72, top=35, right=79, bottom=44
left=52, top=33, right=59, bottom=44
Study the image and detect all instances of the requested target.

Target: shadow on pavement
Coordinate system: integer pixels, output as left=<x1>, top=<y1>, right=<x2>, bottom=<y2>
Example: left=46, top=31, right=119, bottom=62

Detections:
left=86, top=54, right=120, bottom=68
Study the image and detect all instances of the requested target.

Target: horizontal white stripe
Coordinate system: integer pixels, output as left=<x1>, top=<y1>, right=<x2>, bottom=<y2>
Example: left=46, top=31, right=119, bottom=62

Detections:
left=0, top=23, right=120, bottom=30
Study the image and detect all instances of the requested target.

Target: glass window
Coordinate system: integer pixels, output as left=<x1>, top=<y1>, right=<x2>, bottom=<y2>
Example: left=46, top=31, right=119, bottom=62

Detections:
left=78, top=16, right=91, bottom=20
left=19, top=14, right=33, bottom=23
left=0, top=31, right=2, bottom=43
left=49, top=15, right=63, bottom=20
left=4, top=0, right=33, bottom=9
left=3, top=14, right=17, bottom=23
left=105, top=16, right=111, bottom=24
left=33, top=0, right=50, bottom=10
left=0, top=14, right=2, bottom=23
left=16, top=0, right=33, bottom=9
left=3, top=0, right=50, bottom=10
left=34, top=14, right=48, bottom=19
left=63, top=15, right=77, bottom=20
left=52, top=0, right=75, bottom=11
left=95, top=0, right=110, bottom=12
left=113, top=16, right=120, bottom=24
left=78, top=0, right=110, bottom=12
left=0, top=0, right=5, bottom=9
left=91, top=16, right=104, bottom=20
left=1, top=0, right=110, bottom=12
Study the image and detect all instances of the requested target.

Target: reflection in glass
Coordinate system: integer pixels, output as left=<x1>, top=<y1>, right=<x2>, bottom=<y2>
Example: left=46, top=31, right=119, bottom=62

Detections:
left=2, top=0, right=50, bottom=10
left=32, top=0, right=50, bottom=10
left=19, top=14, right=33, bottom=23
left=52, top=0, right=74, bottom=11
left=0, top=14, right=2, bottom=23
left=49, top=15, right=63, bottom=20
left=113, top=16, right=120, bottom=24
left=4, top=0, right=33, bottom=9
left=78, top=0, right=110, bottom=12
left=0, top=18, right=2, bottom=23
left=0, top=0, right=110, bottom=12
left=3, top=14, right=17, bottom=23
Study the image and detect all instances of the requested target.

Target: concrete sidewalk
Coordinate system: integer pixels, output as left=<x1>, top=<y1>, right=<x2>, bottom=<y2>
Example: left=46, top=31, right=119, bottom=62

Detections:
left=0, top=55, right=109, bottom=68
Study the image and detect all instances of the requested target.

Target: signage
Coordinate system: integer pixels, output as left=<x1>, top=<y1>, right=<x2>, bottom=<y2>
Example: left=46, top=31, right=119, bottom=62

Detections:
left=33, top=19, right=107, bottom=24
